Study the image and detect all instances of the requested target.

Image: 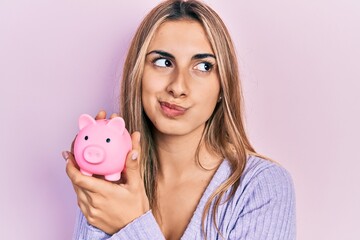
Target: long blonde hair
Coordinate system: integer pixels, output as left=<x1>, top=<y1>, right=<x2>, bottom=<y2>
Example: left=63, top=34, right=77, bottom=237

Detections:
left=120, top=0, right=257, bottom=235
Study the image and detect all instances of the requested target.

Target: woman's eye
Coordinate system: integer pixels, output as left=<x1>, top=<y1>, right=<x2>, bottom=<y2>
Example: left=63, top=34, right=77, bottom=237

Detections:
left=194, top=62, right=213, bottom=72
left=153, top=58, right=172, bottom=68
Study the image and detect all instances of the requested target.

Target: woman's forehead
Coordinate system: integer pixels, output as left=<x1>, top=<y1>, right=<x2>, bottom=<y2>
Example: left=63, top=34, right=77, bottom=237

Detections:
left=147, top=20, right=214, bottom=55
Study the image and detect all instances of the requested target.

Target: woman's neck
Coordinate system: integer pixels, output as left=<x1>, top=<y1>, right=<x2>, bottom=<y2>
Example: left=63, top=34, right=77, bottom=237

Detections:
left=154, top=126, right=221, bottom=181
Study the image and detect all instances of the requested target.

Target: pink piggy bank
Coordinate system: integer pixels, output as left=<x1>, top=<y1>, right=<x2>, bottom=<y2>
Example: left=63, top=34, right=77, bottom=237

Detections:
left=73, top=114, right=132, bottom=181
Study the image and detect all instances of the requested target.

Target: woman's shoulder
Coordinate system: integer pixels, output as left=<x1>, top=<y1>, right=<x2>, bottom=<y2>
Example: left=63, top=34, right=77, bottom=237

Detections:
left=232, top=154, right=295, bottom=208
left=241, top=155, right=294, bottom=186
left=216, top=155, right=294, bottom=192
left=218, top=155, right=294, bottom=187
left=213, top=155, right=295, bottom=206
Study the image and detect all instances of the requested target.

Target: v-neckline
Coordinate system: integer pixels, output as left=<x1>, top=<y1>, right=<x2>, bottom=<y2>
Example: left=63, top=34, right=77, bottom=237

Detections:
left=180, top=159, right=231, bottom=239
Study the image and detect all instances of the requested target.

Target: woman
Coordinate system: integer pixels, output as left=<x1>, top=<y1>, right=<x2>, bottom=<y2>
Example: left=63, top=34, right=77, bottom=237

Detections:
left=63, top=0, right=296, bottom=239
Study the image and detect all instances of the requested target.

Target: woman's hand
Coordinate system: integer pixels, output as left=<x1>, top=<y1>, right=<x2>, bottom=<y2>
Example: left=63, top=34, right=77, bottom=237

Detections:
left=63, top=111, right=149, bottom=235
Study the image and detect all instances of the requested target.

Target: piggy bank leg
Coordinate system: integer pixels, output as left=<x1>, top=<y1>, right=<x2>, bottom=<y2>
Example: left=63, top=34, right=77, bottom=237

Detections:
left=80, top=169, right=93, bottom=177
left=105, top=172, right=121, bottom=181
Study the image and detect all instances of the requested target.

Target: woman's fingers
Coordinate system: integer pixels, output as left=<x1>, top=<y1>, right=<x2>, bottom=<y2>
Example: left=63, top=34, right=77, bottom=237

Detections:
left=95, top=110, right=106, bottom=120
left=122, top=131, right=141, bottom=187
left=110, top=113, right=119, bottom=119
left=64, top=151, right=110, bottom=193
left=63, top=151, right=93, bottom=210
left=64, top=151, right=106, bottom=209
left=95, top=110, right=119, bottom=120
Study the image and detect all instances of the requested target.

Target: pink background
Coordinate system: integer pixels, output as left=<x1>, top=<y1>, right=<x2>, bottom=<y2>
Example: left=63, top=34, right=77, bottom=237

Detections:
left=1, top=0, right=359, bottom=239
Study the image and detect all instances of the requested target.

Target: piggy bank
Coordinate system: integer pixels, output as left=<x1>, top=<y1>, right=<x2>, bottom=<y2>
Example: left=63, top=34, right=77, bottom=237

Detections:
left=73, top=114, right=132, bottom=181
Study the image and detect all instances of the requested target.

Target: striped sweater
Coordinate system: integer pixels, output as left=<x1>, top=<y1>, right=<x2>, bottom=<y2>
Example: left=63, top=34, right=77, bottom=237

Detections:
left=73, top=155, right=296, bottom=239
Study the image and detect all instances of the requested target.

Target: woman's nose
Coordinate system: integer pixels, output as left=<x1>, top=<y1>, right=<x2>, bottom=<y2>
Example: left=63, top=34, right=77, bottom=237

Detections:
left=166, top=68, right=189, bottom=98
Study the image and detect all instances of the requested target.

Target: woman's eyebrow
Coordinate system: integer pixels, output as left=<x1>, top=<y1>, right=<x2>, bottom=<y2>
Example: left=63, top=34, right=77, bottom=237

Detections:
left=146, top=50, right=175, bottom=59
left=146, top=50, right=216, bottom=61
left=192, top=53, right=216, bottom=60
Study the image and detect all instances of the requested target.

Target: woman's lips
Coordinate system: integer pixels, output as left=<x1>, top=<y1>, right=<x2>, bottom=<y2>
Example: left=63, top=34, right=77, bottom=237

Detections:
left=159, top=101, right=187, bottom=117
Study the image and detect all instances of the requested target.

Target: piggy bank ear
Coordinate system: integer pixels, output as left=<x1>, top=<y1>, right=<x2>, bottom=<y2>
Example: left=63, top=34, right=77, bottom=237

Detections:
left=78, top=114, right=96, bottom=130
left=107, top=117, right=126, bottom=134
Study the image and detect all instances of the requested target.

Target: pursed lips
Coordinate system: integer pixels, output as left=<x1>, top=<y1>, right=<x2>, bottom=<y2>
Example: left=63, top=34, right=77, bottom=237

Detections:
left=159, top=101, right=188, bottom=117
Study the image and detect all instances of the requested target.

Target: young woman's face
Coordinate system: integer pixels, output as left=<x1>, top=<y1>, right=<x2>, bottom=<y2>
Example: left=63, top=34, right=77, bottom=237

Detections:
left=142, top=20, right=220, bottom=137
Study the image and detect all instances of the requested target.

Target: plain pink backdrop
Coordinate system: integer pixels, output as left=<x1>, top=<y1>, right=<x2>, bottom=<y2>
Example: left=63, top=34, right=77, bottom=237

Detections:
left=1, top=0, right=359, bottom=239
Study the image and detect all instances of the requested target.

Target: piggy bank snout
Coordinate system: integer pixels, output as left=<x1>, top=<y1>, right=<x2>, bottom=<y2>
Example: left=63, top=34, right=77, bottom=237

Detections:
left=83, top=145, right=105, bottom=164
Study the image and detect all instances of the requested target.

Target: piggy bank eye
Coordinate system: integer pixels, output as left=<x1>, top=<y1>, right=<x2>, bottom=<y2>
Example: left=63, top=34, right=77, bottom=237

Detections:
left=106, top=138, right=111, bottom=143
left=84, top=136, right=89, bottom=140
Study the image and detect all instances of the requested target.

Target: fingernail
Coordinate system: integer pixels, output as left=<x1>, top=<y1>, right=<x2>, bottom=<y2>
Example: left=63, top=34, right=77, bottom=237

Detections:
left=131, top=151, right=138, bottom=160
left=62, top=151, right=69, bottom=161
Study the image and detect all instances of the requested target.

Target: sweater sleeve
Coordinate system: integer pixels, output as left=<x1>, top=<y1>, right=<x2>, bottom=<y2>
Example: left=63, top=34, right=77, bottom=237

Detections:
left=109, top=210, right=165, bottom=240
left=72, top=209, right=110, bottom=240
left=228, top=164, right=296, bottom=240
left=72, top=210, right=165, bottom=240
